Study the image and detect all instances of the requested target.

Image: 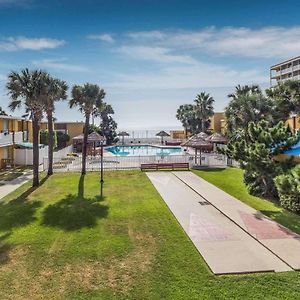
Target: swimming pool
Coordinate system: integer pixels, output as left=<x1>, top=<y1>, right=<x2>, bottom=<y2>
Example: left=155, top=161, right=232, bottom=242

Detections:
left=107, top=145, right=183, bottom=156
left=284, top=141, right=300, bottom=156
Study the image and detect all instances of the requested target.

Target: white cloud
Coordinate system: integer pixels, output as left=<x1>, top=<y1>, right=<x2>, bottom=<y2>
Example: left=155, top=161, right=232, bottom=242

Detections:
left=87, top=33, right=115, bottom=43
left=109, top=62, right=267, bottom=90
left=116, top=46, right=196, bottom=64
left=0, top=37, right=65, bottom=51
left=32, top=59, right=89, bottom=72
left=127, top=26, right=300, bottom=59
left=0, top=74, right=6, bottom=81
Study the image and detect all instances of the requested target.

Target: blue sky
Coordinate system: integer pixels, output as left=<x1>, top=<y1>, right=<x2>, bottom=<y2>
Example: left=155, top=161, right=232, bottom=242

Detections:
left=0, top=0, right=300, bottom=130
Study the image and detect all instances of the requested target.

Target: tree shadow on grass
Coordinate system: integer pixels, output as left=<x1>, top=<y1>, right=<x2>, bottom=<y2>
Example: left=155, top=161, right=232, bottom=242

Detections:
left=0, top=233, right=12, bottom=265
left=41, top=175, right=109, bottom=231
left=0, top=200, right=41, bottom=231
left=0, top=176, right=49, bottom=231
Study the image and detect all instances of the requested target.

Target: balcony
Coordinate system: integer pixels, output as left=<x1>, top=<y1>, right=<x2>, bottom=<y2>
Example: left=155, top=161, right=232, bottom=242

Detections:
left=0, top=131, right=26, bottom=146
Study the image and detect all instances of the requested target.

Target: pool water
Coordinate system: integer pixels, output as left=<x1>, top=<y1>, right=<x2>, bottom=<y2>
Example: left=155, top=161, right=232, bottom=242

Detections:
left=284, top=141, right=300, bottom=156
left=107, top=145, right=183, bottom=156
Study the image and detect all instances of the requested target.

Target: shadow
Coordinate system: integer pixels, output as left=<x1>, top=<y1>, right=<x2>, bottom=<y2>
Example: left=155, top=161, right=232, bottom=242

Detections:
left=78, top=174, right=85, bottom=198
left=10, top=174, right=50, bottom=204
left=260, top=210, right=300, bottom=235
left=193, top=167, right=227, bottom=172
left=42, top=176, right=108, bottom=231
left=0, top=244, right=13, bottom=265
left=0, top=176, right=49, bottom=231
left=0, top=200, right=41, bottom=231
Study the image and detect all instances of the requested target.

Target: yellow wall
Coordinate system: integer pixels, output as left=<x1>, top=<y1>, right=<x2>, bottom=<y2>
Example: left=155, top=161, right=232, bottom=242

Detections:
left=0, top=145, right=14, bottom=169
left=286, top=116, right=300, bottom=132
left=66, top=123, right=84, bottom=145
left=170, top=130, right=186, bottom=140
left=40, top=122, right=48, bottom=130
left=209, top=112, right=226, bottom=133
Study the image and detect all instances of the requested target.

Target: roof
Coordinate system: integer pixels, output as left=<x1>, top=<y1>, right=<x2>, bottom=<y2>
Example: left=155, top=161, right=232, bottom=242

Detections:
left=270, top=55, right=300, bottom=69
left=205, top=132, right=227, bottom=143
left=72, top=132, right=106, bottom=142
left=182, top=134, right=212, bottom=148
left=118, top=131, right=130, bottom=136
left=15, top=142, right=44, bottom=149
left=0, top=115, right=29, bottom=121
left=156, top=130, right=170, bottom=137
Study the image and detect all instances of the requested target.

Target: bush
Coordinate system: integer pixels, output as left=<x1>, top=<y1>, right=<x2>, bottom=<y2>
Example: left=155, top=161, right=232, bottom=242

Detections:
left=275, top=165, right=300, bottom=212
left=40, top=129, right=57, bottom=148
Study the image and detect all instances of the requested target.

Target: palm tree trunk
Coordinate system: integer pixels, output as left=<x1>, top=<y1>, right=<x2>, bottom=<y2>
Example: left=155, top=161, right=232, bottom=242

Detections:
left=201, top=119, right=206, bottom=132
left=82, top=114, right=90, bottom=175
left=47, top=111, right=54, bottom=176
left=32, top=116, right=40, bottom=187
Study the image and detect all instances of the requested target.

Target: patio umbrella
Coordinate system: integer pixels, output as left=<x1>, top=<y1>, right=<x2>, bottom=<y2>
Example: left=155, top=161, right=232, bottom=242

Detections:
left=156, top=130, right=170, bottom=145
left=182, top=135, right=212, bottom=165
left=118, top=131, right=130, bottom=145
left=205, top=132, right=227, bottom=143
left=195, top=132, right=209, bottom=140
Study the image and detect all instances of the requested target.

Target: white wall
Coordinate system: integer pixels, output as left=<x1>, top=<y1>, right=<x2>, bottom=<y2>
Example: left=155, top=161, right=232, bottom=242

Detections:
left=14, top=146, right=48, bottom=166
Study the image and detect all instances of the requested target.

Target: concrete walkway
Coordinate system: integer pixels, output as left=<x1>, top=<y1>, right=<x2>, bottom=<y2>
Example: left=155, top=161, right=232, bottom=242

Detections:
left=0, top=171, right=32, bottom=200
left=173, top=171, right=300, bottom=270
left=147, top=172, right=291, bottom=275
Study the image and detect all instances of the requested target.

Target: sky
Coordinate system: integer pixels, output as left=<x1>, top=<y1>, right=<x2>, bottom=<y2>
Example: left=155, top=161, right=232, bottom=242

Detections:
left=0, top=0, right=300, bottom=130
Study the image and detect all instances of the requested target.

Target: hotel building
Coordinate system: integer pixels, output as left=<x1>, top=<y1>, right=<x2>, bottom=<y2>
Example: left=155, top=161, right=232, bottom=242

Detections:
left=0, top=115, right=32, bottom=169
left=270, top=56, right=300, bottom=85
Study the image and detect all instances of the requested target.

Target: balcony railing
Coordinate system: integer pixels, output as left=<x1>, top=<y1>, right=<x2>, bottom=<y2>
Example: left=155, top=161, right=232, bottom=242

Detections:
left=0, top=131, right=27, bottom=146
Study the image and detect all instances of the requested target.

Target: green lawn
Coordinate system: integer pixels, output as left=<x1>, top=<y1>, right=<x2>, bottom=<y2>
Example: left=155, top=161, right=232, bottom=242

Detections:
left=1, top=171, right=300, bottom=299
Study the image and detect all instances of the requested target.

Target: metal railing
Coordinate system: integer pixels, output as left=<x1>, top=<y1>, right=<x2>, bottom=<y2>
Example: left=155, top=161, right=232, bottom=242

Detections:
left=44, top=153, right=237, bottom=172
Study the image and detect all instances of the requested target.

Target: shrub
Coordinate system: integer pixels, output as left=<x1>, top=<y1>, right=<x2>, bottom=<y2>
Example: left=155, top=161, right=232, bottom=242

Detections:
left=275, top=165, right=300, bottom=212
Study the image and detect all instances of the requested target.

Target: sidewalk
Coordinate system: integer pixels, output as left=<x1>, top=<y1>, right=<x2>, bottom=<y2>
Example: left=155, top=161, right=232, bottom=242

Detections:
left=0, top=171, right=33, bottom=200
left=173, top=171, right=300, bottom=270
left=147, top=172, right=291, bottom=274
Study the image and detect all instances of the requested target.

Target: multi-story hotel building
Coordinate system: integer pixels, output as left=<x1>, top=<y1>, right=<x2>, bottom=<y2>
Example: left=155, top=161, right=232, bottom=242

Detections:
left=270, top=55, right=300, bottom=85
left=0, top=115, right=32, bottom=168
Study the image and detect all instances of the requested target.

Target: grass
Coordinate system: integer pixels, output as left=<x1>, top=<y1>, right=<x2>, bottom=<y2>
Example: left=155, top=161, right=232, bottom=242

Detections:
left=193, top=167, right=300, bottom=235
left=0, top=171, right=300, bottom=299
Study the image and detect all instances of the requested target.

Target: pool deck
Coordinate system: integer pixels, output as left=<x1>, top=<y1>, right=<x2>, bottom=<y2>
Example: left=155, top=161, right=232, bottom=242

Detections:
left=147, top=172, right=292, bottom=275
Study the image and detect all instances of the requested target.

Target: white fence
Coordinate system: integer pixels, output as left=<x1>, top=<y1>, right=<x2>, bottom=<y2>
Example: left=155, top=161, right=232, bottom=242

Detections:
left=14, top=145, right=73, bottom=166
left=53, top=145, right=73, bottom=158
left=44, top=153, right=237, bottom=172
left=14, top=146, right=48, bottom=166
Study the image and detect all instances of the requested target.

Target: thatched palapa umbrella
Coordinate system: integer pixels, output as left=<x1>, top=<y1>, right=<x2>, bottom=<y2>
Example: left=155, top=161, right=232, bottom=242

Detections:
left=72, top=132, right=106, bottom=155
left=156, top=130, right=170, bottom=145
left=205, top=132, right=227, bottom=144
left=182, top=135, right=212, bottom=165
left=194, top=132, right=209, bottom=140
left=205, top=132, right=227, bottom=151
left=118, top=131, right=130, bottom=145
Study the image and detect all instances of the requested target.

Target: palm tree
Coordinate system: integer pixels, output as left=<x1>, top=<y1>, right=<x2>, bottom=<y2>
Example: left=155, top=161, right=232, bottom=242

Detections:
left=69, top=83, right=105, bottom=174
left=176, top=104, right=204, bottom=136
left=0, top=106, right=7, bottom=116
left=225, top=84, right=273, bottom=134
left=7, top=69, right=47, bottom=187
left=266, top=80, right=300, bottom=123
left=44, top=75, right=68, bottom=176
left=194, top=92, right=214, bottom=132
